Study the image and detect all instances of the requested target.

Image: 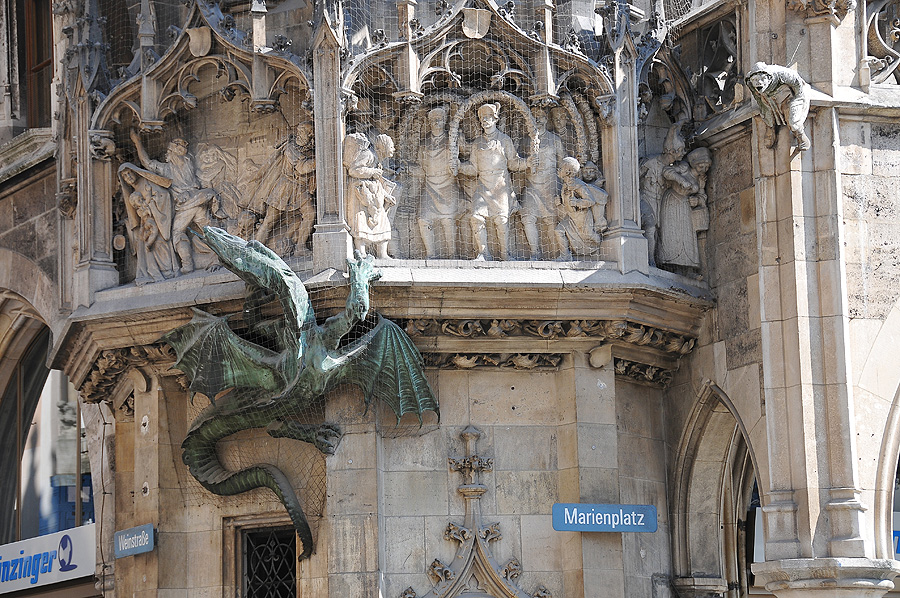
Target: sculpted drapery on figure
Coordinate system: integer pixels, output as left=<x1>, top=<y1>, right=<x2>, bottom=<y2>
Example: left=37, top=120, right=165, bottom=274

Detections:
left=640, top=125, right=687, bottom=268
left=657, top=147, right=712, bottom=271
left=245, top=121, right=317, bottom=255
left=452, top=102, right=534, bottom=261
left=746, top=62, right=811, bottom=151
left=522, top=107, right=567, bottom=260
left=118, top=163, right=178, bottom=285
left=345, top=132, right=397, bottom=259
left=555, top=157, right=608, bottom=260
left=129, top=130, right=223, bottom=273
left=416, top=106, right=461, bottom=259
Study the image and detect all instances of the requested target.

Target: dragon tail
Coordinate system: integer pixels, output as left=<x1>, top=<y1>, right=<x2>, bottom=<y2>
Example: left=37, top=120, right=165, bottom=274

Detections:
left=181, top=407, right=315, bottom=560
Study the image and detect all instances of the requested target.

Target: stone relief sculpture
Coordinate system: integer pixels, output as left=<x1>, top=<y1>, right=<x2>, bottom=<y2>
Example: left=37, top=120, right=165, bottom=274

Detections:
left=640, top=126, right=686, bottom=268
left=129, top=130, right=224, bottom=273
left=196, top=143, right=243, bottom=226
left=555, top=157, right=608, bottom=260
left=118, top=163, right=178, bottom=285
left=244, top=121, right=317, bottom=255
left=521, top=107, right=566, bottom=260
left=746, top=62, right=811, bottom=151
left=416, top=106, right=461, bottom=259
left=452, top=102, right=534, bottom=261
left=657, top=148, right=712, bottom=271
left=164, top=226, right=438, bottom=560
left=344, top=132, right=397, bottom=259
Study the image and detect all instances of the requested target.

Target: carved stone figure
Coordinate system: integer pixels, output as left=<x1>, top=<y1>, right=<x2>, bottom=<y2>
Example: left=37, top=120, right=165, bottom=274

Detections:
left=416, top=106, right=461, bottom=259
left=555, top=157, right=608, bottom=260
left=129, top=130, right=222, bottom=273
left=453, top=102, right=533, bottom=260
left=196, top=143, right=243, bottom=224
left=118, top=163, right=177, bottom=285
left=245, top=121, right=317, bottom=255
left=344, top=132, right=396, bottom=259
left=164, top=226, right=437, bottom=560
left=521, top=107, right=566, bottom=260
left=640, top=125, right=686, bottom=268
left=746, top=62, right=811, bottom=151
left=657, top=147, right=712, bottom=271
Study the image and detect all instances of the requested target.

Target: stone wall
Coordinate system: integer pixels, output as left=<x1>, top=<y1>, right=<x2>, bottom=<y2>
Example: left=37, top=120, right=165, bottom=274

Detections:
left=0, top=164, right=59, bottom=284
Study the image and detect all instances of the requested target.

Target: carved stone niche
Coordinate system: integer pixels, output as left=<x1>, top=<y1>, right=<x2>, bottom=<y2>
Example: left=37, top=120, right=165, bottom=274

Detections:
left=90, top=0, right=316, bottom=286
left=342, top=0, right=615, bottom=262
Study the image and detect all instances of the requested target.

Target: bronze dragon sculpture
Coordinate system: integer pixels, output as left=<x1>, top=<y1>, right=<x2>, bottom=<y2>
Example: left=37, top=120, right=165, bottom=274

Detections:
left=163, top=226, right=438, bottom=559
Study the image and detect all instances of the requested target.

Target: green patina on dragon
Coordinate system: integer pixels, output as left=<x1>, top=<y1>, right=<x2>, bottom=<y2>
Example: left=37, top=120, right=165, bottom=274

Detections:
left=163, top=226, right=438, bottom=559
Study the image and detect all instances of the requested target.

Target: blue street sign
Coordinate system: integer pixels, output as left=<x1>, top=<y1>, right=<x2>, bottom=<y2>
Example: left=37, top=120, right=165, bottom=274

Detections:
left=552, top=503, right=658, bottom=532
left=113, top=524, right=155, bottom=559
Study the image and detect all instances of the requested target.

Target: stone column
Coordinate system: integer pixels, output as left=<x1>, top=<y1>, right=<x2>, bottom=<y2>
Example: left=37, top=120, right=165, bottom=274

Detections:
left=558, top=351, right=625, bottom=598
left=73, top=120, right=118, bottom=307
left=312, top=19, right=353, bottom=274
left=324, top=387, right=379, bottom=598
left=599, top=5, right=649, bottom=276
left=750, top=97, right=900, bottom=595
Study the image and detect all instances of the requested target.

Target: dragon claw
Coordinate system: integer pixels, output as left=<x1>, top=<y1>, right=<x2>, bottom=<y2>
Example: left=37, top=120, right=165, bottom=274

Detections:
left=266, top=420, right=343, bottom=455
left=316, top=424, right=342, bottom=455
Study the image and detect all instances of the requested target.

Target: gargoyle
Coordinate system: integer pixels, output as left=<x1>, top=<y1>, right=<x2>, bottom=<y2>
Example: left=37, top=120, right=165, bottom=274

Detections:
left=163, top=227, right=438, bottom=559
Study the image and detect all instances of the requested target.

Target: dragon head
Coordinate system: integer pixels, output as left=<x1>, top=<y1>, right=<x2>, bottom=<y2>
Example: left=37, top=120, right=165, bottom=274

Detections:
left=201, top=226, right=289, bottom=286
left=346, top=251, right=382, bottom=320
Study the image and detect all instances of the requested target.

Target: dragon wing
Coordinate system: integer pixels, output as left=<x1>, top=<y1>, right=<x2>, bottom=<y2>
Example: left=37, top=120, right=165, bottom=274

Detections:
left=325, top=315, right=438, bottom=423
left=163, top=307, right=288, bottom=401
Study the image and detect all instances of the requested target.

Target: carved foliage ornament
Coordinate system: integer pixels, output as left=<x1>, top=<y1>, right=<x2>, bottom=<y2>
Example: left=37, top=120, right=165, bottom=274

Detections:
left=789, top=0, right=857, bottom=21
left=423, top=353, right=564, bottom=370
left=405, top=318, right=697, bottom=355
left=614, top=358, right=675, bottom=386
left=78, top=343, right=177, bottom=404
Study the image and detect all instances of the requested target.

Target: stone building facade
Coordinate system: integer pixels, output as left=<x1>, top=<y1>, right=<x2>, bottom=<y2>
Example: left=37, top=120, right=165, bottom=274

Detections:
left=1, top=0, right=900, bottom=597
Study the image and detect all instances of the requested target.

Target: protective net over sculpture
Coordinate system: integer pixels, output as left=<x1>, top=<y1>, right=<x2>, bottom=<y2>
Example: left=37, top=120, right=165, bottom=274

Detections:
left=344, top=0, right=615, bottom=263
left=94, top=1, right=440, bottom=560
left=102, top=0, right=318, bottom=287
left=162, top=227, right=438, bottom=560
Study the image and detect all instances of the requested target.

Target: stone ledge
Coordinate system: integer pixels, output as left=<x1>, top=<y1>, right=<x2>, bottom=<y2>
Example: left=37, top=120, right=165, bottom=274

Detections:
left=753, top=558, right=900, bottom=598
left=0, top=128, right=54, bottom=185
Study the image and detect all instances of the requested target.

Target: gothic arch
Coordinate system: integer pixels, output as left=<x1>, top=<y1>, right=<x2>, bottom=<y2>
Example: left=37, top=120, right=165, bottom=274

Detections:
left=671, top=380, right=761, bottom=598
left=862, top=299, right=900, bottom=558
left=0, top=248, right=59, bottom=330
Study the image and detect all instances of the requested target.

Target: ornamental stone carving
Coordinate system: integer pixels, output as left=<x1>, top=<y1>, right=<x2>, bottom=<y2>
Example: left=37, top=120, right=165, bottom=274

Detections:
left=118, top=163, right=178, bottom=285
left=345, top=132, right=398, bottom=259
left=521, top=107, right=566, bottom=260
left=403, top=318, right=697, bottom=356
left=416, top=106, right=461, bottom=259
left=244, top=121, right=317, bottom=255
left=406, top=427, right=552, bottom=598
left=129, top=130, right=223, bottom=273
left=555, top=157, right=608, bottom=260
left=657, top=148, right=711, bottom=272
left=454, top=102, right=534, bottom=261
left=746, top=62, right=811, bottom=151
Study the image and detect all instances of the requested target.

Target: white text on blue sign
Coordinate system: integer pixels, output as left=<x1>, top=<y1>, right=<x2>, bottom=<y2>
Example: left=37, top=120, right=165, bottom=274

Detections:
left=114, top=524, right=155, bottom=559
left=552, top=504, right=658, bottom=532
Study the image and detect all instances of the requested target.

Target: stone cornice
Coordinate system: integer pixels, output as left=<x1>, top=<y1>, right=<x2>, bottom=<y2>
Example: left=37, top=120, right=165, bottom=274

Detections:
left=753, top=558, right=900, bottom=597
left=404, top=318, right=696, bottom=356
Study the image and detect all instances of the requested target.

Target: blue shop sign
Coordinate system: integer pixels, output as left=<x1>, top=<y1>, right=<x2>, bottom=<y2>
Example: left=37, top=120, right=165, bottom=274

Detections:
left=552, top=503, right=658, bottom=532
left=114, top=524, right=155, bottom=559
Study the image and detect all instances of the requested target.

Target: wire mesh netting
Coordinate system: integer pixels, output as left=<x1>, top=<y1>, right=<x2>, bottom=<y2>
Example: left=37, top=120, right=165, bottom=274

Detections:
left=342, top=2, right=615, bottom=263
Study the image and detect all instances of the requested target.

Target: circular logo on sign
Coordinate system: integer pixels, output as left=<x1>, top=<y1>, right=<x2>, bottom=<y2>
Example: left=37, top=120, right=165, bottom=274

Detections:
left=58, top=534, right=77, bottom=572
